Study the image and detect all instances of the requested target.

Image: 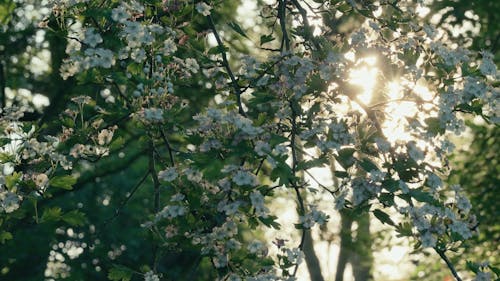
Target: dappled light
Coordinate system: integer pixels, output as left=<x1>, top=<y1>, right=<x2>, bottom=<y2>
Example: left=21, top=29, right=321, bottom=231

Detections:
left=0, top=1, right=498, bottom=281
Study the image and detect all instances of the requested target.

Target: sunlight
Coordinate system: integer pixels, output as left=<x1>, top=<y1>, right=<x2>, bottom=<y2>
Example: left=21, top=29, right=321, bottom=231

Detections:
left=348, top=56, right=378, bottom=105
left=346, top=61, right=433, bottom=144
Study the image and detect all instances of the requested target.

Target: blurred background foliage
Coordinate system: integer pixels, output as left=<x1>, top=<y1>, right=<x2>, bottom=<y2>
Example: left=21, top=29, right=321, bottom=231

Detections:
left=0, top=0, right=498, bottom=280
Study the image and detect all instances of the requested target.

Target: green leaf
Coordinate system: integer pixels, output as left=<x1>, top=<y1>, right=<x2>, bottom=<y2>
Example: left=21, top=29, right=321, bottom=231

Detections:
left=269, top=134, right=289, bottom=147
left=227, top=21, right=249, bottom=38
left=0, top=231, right=13, bottom=244
left=382, top=179, right=398, bottom=192
left=488, top=265, right=500, bottom=277
left=466, top=261, right=480, bottom=274
left=297, top=157, right=328, bottom=171
left=337, top=148, right=356, bottom=169
left=358, top=157, right=378, bottom=172
left=208, top=45, right=229, bottom=55
left=5, top=172, right=22, bottom=190
left=50, top=175, right=77, bottom=190
left=260, top=258, right=275, bottom=267
left=0, top=0, right=15, bottom=25
left=260, top=34, right=275, bottom=45
left=379, top=192, right=395, bottom=207
left=62, top=210, right=87, bottom=226
left=334, top=171, right=349, bottom=178
left=258, top=215, right=281, bottom=229
left=270, top=162, right=293, bottom=186
left=373, top=209, right=395, bottom=226
left=409, top=189, right=437, bottom=204
left=110, top=136, right=125, bottom=150
left=425, top=117, right=444, bottom=136
left=108, top=265, right=133, bottom=281
left=41, top=207, right=63, bottom=222
left=395, top=222, right=413, bottom=237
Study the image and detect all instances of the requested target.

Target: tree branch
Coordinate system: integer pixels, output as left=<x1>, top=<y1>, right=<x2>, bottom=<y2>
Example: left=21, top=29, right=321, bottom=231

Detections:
left=278, top=0, right=291, bottom=53
left=435, top=248, right=463, bottom=281
left=207, top=15, right=247, bottom=117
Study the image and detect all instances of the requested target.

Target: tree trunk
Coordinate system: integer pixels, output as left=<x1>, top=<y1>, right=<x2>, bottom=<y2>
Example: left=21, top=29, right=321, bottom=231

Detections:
left=335, top=210, right=353, bottom=281
left=351, top=212, right=373, bottom=281
left=303, top=229, right=325, bottom=281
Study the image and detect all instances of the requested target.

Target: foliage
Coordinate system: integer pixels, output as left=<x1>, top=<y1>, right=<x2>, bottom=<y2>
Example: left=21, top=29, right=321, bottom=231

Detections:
left=0, top=0, right=498, bottom=280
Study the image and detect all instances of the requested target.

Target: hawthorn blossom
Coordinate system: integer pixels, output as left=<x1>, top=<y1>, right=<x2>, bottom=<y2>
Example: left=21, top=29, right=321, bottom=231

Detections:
left=143, top=108, right=164, bottom=122
left=34, top=173, right=49, bottom=191
left=479, top=51, right=497, bottom=77
left=83, top=27, right=102, bottom=48
left=249, top=190, right=269, bottom=218
left=232, top=170, right=258, bottom=186
left=158, top=168, right=178, bottom=182
left=162, top=38, right=177, bottom=56
left=185, top=58, right=199, bottom=74
left=144, top=271, right=159, bottom=281
left=111, top=5, right=129, bottom=23
left=195, top=2, right=212, bottom=16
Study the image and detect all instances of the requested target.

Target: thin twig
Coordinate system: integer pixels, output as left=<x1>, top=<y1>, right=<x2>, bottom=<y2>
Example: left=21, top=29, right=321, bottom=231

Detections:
left=102, top=171, right=150, bottom=226
left=207, top=15, right=246, bottom=117
left=160, top=129, right=175, bottom=166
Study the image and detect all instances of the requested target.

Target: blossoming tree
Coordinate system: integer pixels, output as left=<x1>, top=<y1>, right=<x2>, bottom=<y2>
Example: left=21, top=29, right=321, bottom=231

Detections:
left=0, top=0, right=498, bottom=280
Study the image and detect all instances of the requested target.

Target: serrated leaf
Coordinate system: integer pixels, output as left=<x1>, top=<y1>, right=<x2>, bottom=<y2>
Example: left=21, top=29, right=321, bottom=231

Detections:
left=108, top=265, right=133, bottom=281
left=373, top=209, right=395, bottom=226
left=50, top=175, right=77, bottom=190
left=270, top=162, right=293, bottom=186
left=42, top=207, right=63, bottom=222
left=62, top=210, right=87, bottom=226
left=260, top=34, right=275, bottom=45
left=395, top=222, right=413, bottom=237
left=227, top=21, right=249, bottom=38
left=258, top=215, right=281, bottom=230
left=466, top=261, right=480, bottom=274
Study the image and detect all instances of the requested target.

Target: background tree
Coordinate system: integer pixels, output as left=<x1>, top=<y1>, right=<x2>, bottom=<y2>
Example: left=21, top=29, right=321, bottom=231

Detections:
left=0, top=1, right=498, bottom=281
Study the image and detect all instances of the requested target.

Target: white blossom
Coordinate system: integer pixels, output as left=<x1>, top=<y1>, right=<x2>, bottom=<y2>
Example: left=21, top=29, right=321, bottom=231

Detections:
left=185, top=58, right=199, bottom=74
left=111, top=5, right=129, bottom=23
left=479, top=51, right=497, bottom=77
left=144, top=271, right=159, bottom=281
left=83, top=27, right=102, bottom=48
left=196, top=2, right=212, bottom=16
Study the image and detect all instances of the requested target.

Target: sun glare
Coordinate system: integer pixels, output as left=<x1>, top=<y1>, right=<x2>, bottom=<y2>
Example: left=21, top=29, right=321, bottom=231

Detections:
left=345, top=58, right=436, bottom=143
left=348, top=56, right=378, bottom=105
